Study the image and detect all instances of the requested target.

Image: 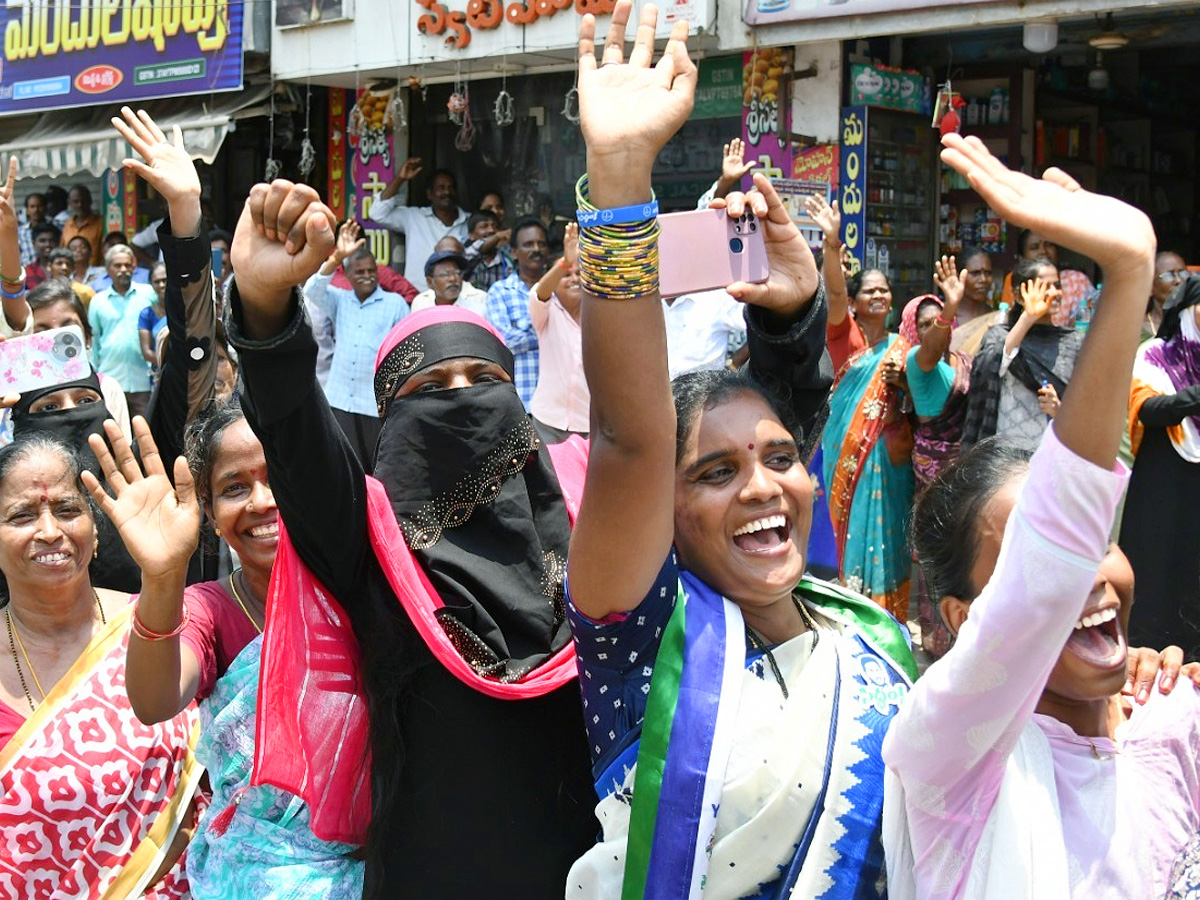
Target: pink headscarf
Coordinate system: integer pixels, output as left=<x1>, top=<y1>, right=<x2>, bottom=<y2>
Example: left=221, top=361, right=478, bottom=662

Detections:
left=375, top=305, right=506, bottom=369
left=899, top=294, right=944, bottom=347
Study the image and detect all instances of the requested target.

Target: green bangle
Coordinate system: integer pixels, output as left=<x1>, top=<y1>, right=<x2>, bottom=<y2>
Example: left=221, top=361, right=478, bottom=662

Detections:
left=0, top=265, right=24, bottom=285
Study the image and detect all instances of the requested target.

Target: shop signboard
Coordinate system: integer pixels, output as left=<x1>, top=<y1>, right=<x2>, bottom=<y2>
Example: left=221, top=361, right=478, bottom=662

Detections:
left=693, top=56, right=742, bottom=121
left=746, top=0, right=1000, bottom=26
left=849, top=63, right=927, bottom=114
left=328, top=89, right=348, bottom=220
left=741, top=48, right=792, bottom=183
left=792, top=142, right=838, bottom=189
left=837, top=105, right=866, bottom=276
left=0, top=0, right=244, bottom=115
left=349, top=87, right=399, bottom=265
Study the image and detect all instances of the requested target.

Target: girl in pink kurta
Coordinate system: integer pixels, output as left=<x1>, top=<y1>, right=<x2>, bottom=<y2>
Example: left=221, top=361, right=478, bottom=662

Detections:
left=884, top=135, right=1200, bottom=900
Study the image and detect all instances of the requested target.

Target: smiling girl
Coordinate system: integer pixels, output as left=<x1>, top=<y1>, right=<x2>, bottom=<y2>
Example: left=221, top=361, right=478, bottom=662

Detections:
left=884, top=135, right=1199, bottom=900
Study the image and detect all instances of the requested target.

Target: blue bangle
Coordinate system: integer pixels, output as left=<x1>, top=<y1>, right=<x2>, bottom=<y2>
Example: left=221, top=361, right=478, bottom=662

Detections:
left=0, top=283, right=25, bottom=300
left=577, top=199, right=659, bottom=228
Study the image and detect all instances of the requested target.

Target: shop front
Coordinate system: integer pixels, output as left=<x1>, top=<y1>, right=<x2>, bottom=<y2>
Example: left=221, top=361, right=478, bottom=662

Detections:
left=0, top=0, right=271, bottom=236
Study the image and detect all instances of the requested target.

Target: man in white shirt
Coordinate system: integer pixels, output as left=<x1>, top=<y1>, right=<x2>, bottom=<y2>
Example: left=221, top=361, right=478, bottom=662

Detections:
left=662, top=289, right=748, bottom=380
left=410, top=247, right=489, bottom=317
left=368, top=158, right=469, bottom=292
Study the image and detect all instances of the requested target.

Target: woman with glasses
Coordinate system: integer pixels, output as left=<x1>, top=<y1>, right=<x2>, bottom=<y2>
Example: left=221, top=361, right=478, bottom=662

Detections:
left=1145, top=251, right=1187, bottom=342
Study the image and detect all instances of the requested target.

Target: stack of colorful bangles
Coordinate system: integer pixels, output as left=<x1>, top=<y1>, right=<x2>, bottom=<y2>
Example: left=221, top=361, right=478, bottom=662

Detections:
left=0, top=265, right=25, bottom=301
left=131, top=602, right=189, bottom=642
left=575, top=174, right=659, bottom=301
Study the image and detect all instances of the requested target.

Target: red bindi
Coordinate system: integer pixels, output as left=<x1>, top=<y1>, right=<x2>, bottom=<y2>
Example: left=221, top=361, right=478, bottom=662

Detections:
left=747, top=443, right=755, bottom=451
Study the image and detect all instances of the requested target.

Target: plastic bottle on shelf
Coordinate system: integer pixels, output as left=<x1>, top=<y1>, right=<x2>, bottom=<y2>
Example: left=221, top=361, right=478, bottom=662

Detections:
left=989, top=88, right=1004, bottom=126
left=877, top=243, right=891, bottom=279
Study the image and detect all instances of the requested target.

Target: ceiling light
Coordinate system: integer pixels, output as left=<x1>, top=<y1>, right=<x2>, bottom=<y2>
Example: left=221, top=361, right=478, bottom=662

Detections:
left=1023, top=19, right=1059, bottom=54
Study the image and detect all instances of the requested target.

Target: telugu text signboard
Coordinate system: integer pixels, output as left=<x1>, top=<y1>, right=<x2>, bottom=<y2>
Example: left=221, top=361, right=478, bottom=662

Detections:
left=838, top=106, right=866, bottom=276
left=0, top=0, right=244, bottom=115
left=746, top=0, right=1000, bottom=26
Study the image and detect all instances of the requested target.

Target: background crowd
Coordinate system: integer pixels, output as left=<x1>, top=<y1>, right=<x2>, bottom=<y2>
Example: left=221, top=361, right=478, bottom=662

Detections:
left=0, top=4, right=1198, bottom=899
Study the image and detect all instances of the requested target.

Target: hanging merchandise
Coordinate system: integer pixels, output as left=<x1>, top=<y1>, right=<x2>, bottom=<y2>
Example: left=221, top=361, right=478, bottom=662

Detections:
left=264, top=82, right=282, bottom=181
left=931, top=80, right=966, bottom=136
left=562, top=78, right=580, bottom=125
left=448, top=64, right=467, bottom=125
left=347, top=69, right=367, bottom=140
left=390, top=71, right=408, bottom=133
left=455, top=82, right=476, bottom=151
left=299, top=82, right=316, bottom=180
left=494, top=64, right=514, bottom=127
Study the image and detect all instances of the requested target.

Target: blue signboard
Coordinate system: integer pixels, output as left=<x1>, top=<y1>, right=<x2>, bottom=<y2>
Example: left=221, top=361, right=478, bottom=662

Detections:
left=838, top=105, right=867, bottom=276
left=0, top=0, right=244, bottom=115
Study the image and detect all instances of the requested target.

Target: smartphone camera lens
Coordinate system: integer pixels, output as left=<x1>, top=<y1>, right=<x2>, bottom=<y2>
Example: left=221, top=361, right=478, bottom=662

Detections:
left=729, top=237, right=744, bottom=254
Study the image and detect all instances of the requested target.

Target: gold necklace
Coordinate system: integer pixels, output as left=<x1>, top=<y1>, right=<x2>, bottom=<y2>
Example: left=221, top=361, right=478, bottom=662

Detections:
left=5, top=591, right=106, bottom=712
left=228, top=568, right=263, bottom=634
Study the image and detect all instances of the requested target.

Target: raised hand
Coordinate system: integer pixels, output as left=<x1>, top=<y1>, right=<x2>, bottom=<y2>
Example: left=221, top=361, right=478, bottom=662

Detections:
left=232, top=180, right=337, bottom=333
left=804, top=194, right=841, bottom=245
left=81, top=417, right=200, bottom=581
left=0, top=158, right=18, bottom=238
left=111, top=107, right=202, bottom=237
left=578, top=1, right=696, bottom=207
left=562, top=221, right=579, bottom=266
left=940, top=134, right=1155, bottom=276
left=397, top=157, right=423, bottom=182
left=721, top=138, right=756, bottom=183
left=712, top=172, right=820, bottom=318
left=933, top=254, right=966, bottom=318
left=334, top=220, right=365, bottom=261
left=1019, top=277, right=1054, bottom=321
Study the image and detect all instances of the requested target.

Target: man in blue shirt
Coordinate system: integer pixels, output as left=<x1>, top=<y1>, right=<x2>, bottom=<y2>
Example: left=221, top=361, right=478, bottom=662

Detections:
left=87, top=242, right=157, bottom=416
left=485, top=217, right=548, bottom=409
left=304, top=223, right=408, bottom=467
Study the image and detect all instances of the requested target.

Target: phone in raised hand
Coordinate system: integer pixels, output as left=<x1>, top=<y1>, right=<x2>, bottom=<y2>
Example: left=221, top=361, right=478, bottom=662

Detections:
left=658, top=207, right=770, bottom=299
left=0, top=326, right=90, bottom=395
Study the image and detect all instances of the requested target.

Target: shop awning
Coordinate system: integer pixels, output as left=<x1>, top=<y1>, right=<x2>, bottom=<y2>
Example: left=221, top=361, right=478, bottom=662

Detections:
left=0, top=85, right=274, bottom=179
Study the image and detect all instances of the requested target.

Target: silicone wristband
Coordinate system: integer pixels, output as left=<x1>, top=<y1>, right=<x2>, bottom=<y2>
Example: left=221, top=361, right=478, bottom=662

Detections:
left=576, top=200, right=660, bottom=228
left=0, top=283, right=25, bottom=300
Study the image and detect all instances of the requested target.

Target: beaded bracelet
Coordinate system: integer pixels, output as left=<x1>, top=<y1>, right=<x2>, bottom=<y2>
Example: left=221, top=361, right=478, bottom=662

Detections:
left=0, top=283, right=25, bottom=300
left=575, top=174, right=660, bottom=301
left=131, top=602, right=189, bottom=642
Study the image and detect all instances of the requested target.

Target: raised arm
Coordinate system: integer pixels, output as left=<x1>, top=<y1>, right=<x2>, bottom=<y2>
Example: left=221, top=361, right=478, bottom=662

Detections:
left=227, top=180, right=371, bottom=600
left=1001, top=278, right=1053, bottom=369
left=805, top=194, right=848, bottom=326
left=567, top=2, right=694, bottom=620
left=712, top=137, right=756, bottom=201
left=915, top=255, right=964, bottom=372
left=533, top=222, right=578, bottom=305
left=0, top=159, right=30, bottom=334
left=942, top=135, right=1155, bottom=465
left=84, top=417, right=201, bottom=723
left=111, top=108, right=217, bottom=468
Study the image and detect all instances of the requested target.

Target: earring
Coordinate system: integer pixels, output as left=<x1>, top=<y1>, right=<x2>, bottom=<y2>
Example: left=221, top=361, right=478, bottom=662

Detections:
left=214, top=527, right=222, bottom=537
left=93, top=536, right=99, bottom=560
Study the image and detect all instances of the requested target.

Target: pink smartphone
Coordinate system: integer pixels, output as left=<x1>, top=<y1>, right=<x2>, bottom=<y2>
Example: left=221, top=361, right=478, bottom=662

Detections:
left=0, top=325, right=90, bottom=395
left=658, top=207, right=770, bottom=299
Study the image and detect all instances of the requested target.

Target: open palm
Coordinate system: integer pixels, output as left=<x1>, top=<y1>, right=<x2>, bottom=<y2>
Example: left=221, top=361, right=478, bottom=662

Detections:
left=81, top=418, right=200, bottom=580
left=577, top=2, right=696, bottom=166
left=933, top=254, right=966, bottom=315
left=941, top=134, right=1154, bottom=273
left=112, top=108, right=201, bottom=204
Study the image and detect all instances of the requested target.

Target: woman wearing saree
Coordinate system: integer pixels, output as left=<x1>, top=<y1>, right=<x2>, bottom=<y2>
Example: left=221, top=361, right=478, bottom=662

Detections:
left=564, top=8, right=916, bottom=897
left=1121, top=273, right=1200, bottom=656
left=0, top=434, right=202, bottom=898
left=820, top=266, right=914, bottom=618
